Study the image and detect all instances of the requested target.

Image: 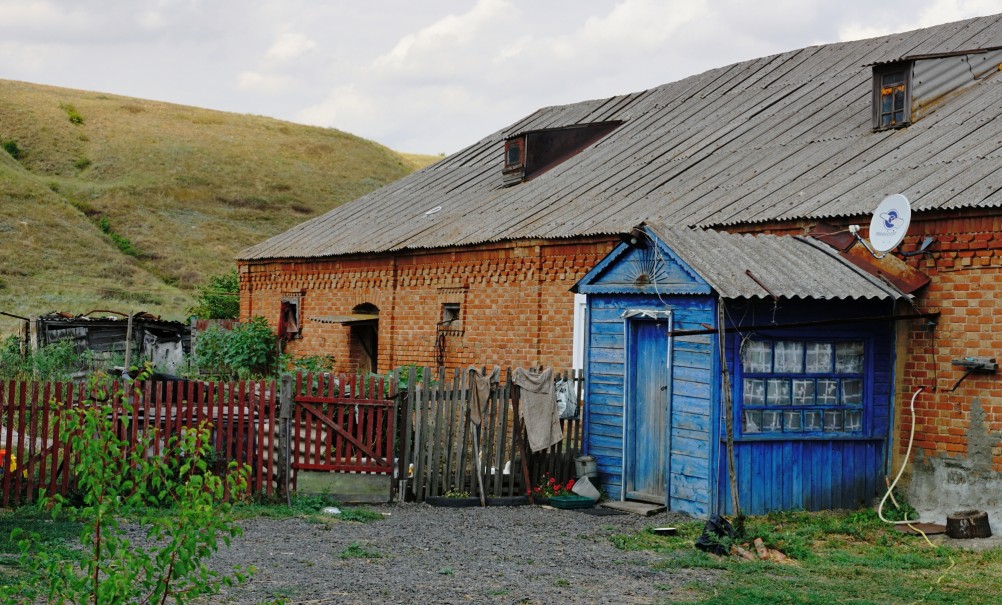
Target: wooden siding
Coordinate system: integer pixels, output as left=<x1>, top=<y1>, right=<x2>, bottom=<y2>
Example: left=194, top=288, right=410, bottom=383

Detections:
left=720, top=300, right=896, bottom=515
left=585, top=295, right=716, bottom=517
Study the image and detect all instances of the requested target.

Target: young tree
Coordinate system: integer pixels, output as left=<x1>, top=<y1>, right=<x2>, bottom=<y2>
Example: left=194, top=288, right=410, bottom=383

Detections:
left=5, top=371, right=251, bottom=604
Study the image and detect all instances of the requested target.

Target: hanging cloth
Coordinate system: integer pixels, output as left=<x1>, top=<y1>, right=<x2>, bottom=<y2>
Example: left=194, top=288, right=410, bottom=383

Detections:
left=512, top=367, right=563, bottom=452
left=468, top=366, right=500, bottom=426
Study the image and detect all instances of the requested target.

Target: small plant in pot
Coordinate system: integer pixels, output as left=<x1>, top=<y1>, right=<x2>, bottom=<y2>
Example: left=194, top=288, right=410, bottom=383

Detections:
left=529, top=473, right=575, bottom=504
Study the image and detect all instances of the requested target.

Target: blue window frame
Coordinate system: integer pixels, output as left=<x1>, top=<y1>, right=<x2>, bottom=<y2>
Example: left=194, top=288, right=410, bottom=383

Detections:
left=737, top=337, right=867, bottom=437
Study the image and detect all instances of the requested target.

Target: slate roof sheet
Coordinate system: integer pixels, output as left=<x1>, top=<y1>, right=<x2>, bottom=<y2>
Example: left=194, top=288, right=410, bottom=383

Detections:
left=240, top=14, right=1002, bottom=261
left=644, top=224, right=907, bottom=301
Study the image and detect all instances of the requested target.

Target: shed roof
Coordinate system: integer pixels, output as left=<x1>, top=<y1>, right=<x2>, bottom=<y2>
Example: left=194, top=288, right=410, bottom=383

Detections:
left=642, top=225, right=907, bottom=301
left=241, top=14, right=1002, bottom=262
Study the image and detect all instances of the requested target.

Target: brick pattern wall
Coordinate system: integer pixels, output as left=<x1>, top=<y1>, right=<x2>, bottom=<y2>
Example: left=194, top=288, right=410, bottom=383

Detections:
left=898, top=213, right=1002, bottom=467
left=239, top=237, right=614, bottom=374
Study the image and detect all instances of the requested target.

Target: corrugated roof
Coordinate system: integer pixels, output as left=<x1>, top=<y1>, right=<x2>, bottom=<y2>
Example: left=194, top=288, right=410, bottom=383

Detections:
left=643, top=225, right=906, bottom=301
left=240, top=14, right=1002, bottom=261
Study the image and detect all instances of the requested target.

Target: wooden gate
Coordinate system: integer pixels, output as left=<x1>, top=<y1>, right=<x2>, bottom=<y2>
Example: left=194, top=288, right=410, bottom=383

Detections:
left=288, top=373, right=396, bottom=488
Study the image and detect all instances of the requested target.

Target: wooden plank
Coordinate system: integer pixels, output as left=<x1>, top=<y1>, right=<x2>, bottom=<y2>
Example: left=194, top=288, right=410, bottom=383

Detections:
left=14, top=381, right=28, bottom=503
left=400, top=375, right=415, bottom=500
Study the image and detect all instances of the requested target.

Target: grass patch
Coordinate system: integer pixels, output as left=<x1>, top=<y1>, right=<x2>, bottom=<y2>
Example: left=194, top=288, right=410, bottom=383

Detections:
left=611, top=509, right=1002, bottom=604
left=339, top=542, right=382, bottom=560
left=234, top=494, right=384, bottom=523
left=0, top=507, right=82, bottom=588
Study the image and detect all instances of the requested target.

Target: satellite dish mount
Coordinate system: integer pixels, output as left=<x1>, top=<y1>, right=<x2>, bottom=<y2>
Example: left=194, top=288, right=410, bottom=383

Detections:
left=849, top=193, right=912, bottom=258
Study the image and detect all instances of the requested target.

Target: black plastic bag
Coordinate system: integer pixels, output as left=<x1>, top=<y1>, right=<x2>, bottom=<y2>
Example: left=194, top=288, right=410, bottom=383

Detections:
left=695, top=514, right=734, bottom=556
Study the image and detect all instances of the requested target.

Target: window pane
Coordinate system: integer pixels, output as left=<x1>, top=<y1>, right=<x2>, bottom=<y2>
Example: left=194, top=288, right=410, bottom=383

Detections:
left=882, top=71, right=905, bottom=86
left=845, top=409, right=862, bottom=431
left=817, top=378, right=838, bottom=405
left=823, top=409, right=844, bottom=432
left=893, top=89, right=905, bottom=111
left=804, top=410, right=822, bottom=431
left=774, top=341, right=803, bottom=373
left=792, top=379, right=815, bottom=405
left=743, top=410, right=762, bottom=433
left=784, top=410, right=803, bottom=432
left=881, top=93, right=893, bottom=114
left=744, top=379, right=766, bottom=405
left=842, top=379, right=863, bottom=405
left=762, top=410, right=782, bottom=433
left=836, top=341, right=864, bottom=373
left=805, top=342, right=833, bottom=373
left=766, top=379, right=791, bottom=405
left=742, top=341, right=772, bottom=373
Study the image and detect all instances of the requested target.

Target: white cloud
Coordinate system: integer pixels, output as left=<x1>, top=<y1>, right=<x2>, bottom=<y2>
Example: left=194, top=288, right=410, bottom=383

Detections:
left=266, top=31, right=317, bottom=62
left=237, top=71, right=292, bottom=94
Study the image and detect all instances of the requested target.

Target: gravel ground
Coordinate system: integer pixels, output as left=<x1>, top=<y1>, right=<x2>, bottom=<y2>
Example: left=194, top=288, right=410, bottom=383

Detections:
left=200, top=503, right=716, bottom=605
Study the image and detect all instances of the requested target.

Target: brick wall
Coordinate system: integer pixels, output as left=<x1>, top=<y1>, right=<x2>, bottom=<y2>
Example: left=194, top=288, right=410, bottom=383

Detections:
left=897, top=213, right=1002, bottom=465
left=239, top=237, right=615, bottom=373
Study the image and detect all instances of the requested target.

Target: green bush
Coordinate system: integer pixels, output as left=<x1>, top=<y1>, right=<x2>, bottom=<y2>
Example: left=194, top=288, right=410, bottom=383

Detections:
left=4, top=372, right=251, bottom=604
left=2, top=140, right=23, bottom=160
left=60, top=103, right=84, bottom=125
left=0, top=336, right=78, bottom=381
left=188, top=268, right=240, bottom=319
left=194, top=316, right=278, bottom=379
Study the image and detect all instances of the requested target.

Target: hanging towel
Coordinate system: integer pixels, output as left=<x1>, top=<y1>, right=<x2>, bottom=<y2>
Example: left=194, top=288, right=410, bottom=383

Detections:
left=512, top=367, right=563, bottom=452
left=468, top=366, right=500, bottom=426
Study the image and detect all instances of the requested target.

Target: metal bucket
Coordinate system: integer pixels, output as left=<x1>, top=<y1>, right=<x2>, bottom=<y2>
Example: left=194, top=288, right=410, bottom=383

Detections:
left=575, top=455, right=598, bottom=479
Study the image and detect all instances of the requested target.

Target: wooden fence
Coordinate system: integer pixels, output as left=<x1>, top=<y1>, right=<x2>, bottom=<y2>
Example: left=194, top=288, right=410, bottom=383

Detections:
left=0, top=377, right=279, bottom=507
left=398, top=368, right=584, bottom=501
left=0, top=368, right=586, bottom=507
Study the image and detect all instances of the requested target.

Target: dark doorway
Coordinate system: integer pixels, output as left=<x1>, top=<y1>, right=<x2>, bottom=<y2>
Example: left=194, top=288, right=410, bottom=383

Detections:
left=348, top=303, right=379, bottom=374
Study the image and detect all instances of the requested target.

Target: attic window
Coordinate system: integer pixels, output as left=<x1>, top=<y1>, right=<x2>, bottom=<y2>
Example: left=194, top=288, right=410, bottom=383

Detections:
left=501, top=122, right=621, bottom=187
left=873, top=64, right=911, bottom=131
left=505, top=138, right=524, bottom=168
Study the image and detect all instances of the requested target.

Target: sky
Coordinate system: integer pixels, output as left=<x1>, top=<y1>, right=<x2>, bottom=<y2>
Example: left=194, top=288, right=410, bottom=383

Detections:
left=0, top=1, right=999, bottom=154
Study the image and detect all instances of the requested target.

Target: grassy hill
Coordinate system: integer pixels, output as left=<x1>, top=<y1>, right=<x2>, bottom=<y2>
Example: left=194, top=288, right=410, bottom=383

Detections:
left=0, top=79, right=440, bottom=334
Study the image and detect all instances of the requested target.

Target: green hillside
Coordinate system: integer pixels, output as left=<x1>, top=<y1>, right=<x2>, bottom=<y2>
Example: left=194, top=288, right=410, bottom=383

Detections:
left=0, top=79, right=439, bottom=333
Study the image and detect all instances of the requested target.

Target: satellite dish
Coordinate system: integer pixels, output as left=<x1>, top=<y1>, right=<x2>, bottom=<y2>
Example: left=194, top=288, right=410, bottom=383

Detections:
left=868, top=194, right=911, bottom=253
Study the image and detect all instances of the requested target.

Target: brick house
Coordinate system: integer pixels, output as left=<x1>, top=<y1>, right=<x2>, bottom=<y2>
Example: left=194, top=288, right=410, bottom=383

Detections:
left=240, top=15, right=1002, bottom=522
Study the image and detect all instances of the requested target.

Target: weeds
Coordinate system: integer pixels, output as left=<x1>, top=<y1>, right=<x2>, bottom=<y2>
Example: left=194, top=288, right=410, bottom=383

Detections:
left=339, top=543, right=382, bottom=560
left=60, top=103, right=84, bottom=125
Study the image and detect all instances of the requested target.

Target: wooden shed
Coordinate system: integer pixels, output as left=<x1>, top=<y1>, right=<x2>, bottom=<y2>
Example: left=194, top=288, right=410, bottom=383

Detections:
left=574, top=225, right=910, bottom=517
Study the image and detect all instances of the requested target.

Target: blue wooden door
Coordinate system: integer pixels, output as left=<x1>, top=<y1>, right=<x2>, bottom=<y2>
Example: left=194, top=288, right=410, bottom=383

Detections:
left=626, top=318, right=671, bottom=504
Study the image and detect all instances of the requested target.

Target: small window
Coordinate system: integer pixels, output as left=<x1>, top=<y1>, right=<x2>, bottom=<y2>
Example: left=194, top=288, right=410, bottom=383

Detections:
left=504, top=138, right=524, bottom=168
left=442, top=303, right=461, bottom=326
left=739, top=338, right=867, bottom=436
left=279, top=296, right=301, bottom=340
left=873, top=65, right=911, bottom=130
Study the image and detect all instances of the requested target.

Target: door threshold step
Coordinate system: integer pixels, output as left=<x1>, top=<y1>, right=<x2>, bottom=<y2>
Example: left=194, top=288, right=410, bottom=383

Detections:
left=600, top=501, right=666, bottom=516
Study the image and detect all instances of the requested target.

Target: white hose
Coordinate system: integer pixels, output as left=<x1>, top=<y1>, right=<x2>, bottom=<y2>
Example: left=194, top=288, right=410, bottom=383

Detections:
left=877, top=386, right=925, bottom=525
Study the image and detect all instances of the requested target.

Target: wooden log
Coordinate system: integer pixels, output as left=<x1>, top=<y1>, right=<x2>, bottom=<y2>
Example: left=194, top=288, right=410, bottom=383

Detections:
left=946, top=510, right=992, bottom=539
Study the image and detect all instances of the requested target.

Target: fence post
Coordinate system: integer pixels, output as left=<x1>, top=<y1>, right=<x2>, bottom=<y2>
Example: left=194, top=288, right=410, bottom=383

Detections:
left=278, top=373, right=294, bottom=504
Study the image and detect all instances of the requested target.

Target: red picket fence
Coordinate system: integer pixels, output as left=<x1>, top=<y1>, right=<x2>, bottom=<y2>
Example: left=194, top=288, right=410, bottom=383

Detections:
left=0, top=377, right=279, bottom=507
left=287, top=373, right=397, bottom=489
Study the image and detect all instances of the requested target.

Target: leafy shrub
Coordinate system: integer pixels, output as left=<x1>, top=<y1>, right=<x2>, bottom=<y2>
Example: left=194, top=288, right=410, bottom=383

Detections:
left=2, top=140, right=23, bottom=160
left=60, top=103, right=84, bottom=125
left=188, top=268, right=240, bottom=319
left=96, top=217, right=141, bottom=257
left=4, top=372, right=251, bottom=604
left=194, top=316, right=278, bottom=379
left=0, top=336, right=78, bottom=381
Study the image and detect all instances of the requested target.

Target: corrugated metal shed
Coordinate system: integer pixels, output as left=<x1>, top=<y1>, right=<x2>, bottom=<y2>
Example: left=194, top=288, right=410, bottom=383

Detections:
left=240, top=14, right=1002, bottom=262
left=643, top=225, right=907, bottom=301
